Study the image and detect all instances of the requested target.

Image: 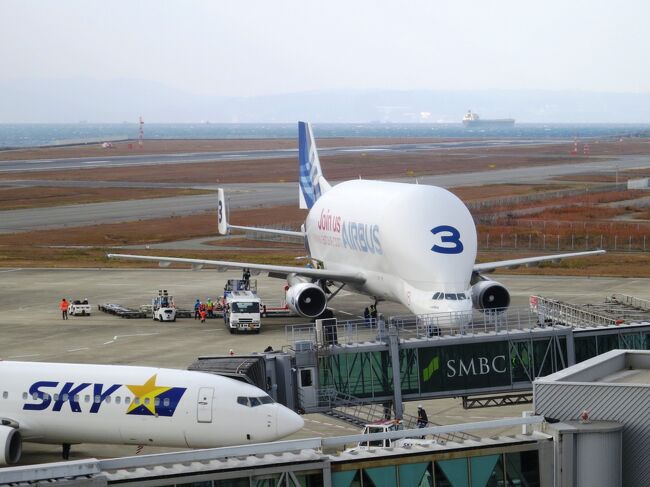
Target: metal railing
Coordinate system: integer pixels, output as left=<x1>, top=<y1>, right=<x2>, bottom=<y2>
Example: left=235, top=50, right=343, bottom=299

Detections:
left=530, top=295, right=619, bottom=327
left=286, top=307, right=548, bottom=348
left=316, top=388, right=478, bottom=443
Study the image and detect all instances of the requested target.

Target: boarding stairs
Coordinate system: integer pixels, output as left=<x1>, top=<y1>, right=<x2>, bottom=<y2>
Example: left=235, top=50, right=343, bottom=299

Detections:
left=315, top=388, right=478, bottom=443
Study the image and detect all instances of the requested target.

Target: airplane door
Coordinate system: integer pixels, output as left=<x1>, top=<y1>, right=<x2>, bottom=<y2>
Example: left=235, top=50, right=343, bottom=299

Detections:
left=197, top=387, right=214, bottom=423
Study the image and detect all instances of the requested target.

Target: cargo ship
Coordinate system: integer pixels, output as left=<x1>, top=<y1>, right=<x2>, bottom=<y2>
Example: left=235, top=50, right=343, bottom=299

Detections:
left=462, top=110, right=515, bottom=128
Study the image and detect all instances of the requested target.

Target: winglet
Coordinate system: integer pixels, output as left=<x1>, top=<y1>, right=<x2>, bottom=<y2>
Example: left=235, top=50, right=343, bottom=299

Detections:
left=217, top=188, right=228, bottom=235
left=298, top=121, right=330, bottom=209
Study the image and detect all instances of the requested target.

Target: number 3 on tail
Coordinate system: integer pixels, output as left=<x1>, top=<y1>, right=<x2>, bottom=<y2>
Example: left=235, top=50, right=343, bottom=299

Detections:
left=218, top=200, right=223, bottom=224
left=431, top=225, right=464, bottom=254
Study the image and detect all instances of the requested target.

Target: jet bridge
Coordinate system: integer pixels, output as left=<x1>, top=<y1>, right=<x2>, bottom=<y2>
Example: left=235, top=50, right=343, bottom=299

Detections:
left=194, top=297, right=650, bottom=422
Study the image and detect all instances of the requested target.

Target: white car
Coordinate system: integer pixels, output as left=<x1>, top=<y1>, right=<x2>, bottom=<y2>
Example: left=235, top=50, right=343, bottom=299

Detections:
left=69, top=299, right=92, bottom=316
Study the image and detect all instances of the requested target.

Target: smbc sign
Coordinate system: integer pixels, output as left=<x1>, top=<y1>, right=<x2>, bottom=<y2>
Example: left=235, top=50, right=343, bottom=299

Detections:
left=418, top=341, right=510, bottom=393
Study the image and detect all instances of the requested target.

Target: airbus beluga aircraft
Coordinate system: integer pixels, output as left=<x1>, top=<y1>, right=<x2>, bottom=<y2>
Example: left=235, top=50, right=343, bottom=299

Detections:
left=0, top=361, right=303, bottom=465
left=109, top=122, right=604, bottom=322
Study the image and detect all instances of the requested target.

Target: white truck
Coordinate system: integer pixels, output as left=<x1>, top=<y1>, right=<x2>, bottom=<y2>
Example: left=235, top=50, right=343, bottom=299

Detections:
left=152, top=290, right=177, bottom=322
left=68, top=299, right=92, bottom=316
left=222, top=279, right=262, bottom=333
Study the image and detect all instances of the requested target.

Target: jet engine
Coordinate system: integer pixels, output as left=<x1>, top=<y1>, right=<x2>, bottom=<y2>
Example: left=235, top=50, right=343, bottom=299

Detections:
left=0, top=425, right=21, bottom=466
left=285, top=282, right=327, bottom=318
left=471, top=279, right=511, bottom=311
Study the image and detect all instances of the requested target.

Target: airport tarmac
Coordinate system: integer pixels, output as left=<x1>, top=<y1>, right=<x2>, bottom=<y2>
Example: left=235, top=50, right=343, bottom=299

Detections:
left=2, top=268, right=650, bottom=464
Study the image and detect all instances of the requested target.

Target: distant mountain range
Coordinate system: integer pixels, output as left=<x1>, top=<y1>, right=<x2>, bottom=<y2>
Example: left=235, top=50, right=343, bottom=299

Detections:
left=1, top=78, right=650, bottom=123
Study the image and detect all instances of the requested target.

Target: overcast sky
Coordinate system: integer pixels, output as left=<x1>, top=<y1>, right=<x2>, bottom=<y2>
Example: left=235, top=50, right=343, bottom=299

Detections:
left=1, top=0, right=648, bottom=97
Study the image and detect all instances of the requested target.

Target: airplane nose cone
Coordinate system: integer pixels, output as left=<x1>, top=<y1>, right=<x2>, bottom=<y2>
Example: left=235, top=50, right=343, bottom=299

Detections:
left=276, top=405, right=304, bottom=438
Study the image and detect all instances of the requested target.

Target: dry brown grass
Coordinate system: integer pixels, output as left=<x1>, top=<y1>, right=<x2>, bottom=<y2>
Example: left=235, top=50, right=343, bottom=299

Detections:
left=0, top=186, right=213, bottom=210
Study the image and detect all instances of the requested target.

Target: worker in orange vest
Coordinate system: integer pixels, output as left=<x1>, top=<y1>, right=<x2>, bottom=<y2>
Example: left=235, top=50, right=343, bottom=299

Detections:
left=60, top=298, right=69, bottom=320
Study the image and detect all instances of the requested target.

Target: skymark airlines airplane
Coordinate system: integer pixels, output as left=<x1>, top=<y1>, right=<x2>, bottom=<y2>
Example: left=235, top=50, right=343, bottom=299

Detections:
left=109, top=122, right=604, bottom=322
left=0, top=361, right=303, bottom=465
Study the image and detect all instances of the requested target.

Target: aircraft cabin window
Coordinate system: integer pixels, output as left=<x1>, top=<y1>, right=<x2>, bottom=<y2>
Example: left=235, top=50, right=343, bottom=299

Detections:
left=94, top=395, right=101, bottom=404
left=445, top=293, right=457, bottom=300
left=105, top=396, right=111, bottom=404
left=154, top=398, right=160, bottom=406
left=62, top=394, right=69, bottom=402
left=84, top=395, right=91, bottom=403
left=22, top=392, right=27, bottom=400
left=2, top=392, right=7, bottom=399
left=32, top=392, right=38, bottom=400
left=163, top=398, right=170, bottom=407
left=125, top=397, right=131, bottom=405
left=115, top=396, right=121, bottom=405
left=249, top=397, right=261, bottom=407
left=237, top=396, right=249, bottom=406
left=74, top=394, right=80, bottom=402
left=144, top=398, right=150, bottom=405
left=134, top=398, right=140, bottom=405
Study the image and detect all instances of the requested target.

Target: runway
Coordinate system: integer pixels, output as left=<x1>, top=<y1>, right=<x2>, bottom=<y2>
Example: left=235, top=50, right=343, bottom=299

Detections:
left=1, top=155, right=649, bottom=233
left=0, top=139, right=556, bottom=173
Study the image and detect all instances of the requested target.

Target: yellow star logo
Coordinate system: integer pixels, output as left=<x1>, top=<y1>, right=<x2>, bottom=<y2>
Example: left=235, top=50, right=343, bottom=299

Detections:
left=126, top=374, right=171, bottom=415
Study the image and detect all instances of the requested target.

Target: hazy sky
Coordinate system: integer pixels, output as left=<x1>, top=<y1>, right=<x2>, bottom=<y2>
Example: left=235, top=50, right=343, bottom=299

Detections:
left=2, top=0, right=648, bottom=97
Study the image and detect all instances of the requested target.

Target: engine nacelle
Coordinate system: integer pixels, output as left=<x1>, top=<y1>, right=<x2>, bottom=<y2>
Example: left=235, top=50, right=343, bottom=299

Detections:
left=285, top=283, right=327, bottom=318
left=471, top=279, right=511, bottom=311
left=0, top=425, right=21, bottom=466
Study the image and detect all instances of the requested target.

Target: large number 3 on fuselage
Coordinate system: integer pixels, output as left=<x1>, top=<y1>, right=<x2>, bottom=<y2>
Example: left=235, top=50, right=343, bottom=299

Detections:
left=430, top=225, right=464, bottom=254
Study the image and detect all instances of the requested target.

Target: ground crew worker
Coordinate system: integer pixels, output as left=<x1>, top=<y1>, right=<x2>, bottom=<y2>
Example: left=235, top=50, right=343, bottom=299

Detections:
left=194, top=299, right=200, bottom=320
left=417, top=405, right=429, bottom=428
left=60, top=298, right=69, bottom=320
left=199, top=308, right=207, bottom=323
left=369, top=304, right=378, bottom=326
left=207, top=298, right=214, bottom=318
left=242, top=268, right=251, bottom=289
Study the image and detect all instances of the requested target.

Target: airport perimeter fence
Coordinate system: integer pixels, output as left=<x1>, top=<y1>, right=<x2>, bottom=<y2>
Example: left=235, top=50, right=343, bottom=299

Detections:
left=466, top=183, right=622, bottom=212
left=476, top=231, right=650, bottom=252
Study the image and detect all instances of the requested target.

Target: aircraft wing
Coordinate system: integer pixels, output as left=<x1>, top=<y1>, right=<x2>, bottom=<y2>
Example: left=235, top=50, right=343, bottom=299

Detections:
left=107, top=253, right=366, bottom=284
left=473, top=250, right=606, bottom=273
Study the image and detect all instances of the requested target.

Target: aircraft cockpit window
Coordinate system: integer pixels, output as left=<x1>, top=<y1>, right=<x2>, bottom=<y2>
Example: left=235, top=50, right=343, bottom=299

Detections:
left=249, top=397, right=261, bottom=407
left=432, top=292, right=442, bottom=300
left=259, top=395, right=273, bottom=404
left=237, top=396, right=249, bottom=406
left=456, top=293, right=466, bottom=300
left=445, top=293, right=457, bottom=300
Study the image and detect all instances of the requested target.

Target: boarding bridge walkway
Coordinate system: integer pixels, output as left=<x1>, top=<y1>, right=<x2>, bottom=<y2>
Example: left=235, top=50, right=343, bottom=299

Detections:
left=285, top=297, right=650, bottom=418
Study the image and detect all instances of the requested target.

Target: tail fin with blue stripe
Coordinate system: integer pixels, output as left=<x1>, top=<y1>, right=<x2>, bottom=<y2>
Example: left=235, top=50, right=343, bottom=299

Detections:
left=298, top=121, right=330, bottom=209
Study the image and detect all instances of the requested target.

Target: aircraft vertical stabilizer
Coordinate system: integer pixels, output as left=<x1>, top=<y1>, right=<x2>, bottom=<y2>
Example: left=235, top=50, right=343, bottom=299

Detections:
left=298, top=121, right=331, bottom=209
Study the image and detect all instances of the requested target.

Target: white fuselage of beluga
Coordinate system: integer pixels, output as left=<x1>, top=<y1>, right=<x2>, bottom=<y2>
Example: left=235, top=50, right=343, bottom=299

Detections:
left=0, top=361, right=303, bottom=449
left=305, top=179, right=478, bottom=316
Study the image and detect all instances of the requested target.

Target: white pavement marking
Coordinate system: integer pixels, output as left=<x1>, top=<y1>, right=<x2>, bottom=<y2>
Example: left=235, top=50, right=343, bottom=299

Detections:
left=336, top=310, right=354, bottom=316
left=82, top=160, right=110, bottom=165
left=0, top=268, right=22, bottom=273
left=67, top=347, right=89, bottom=352
left=8, top=354, right=41, bottom=359
left=103, top=332, right=159, bottom=346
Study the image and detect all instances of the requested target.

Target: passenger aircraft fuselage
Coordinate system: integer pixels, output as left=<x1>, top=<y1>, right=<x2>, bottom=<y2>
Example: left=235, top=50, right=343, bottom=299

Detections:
left=307, top=179, right=477, bottom=315
left=0, top=361, right=303, bottom=465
